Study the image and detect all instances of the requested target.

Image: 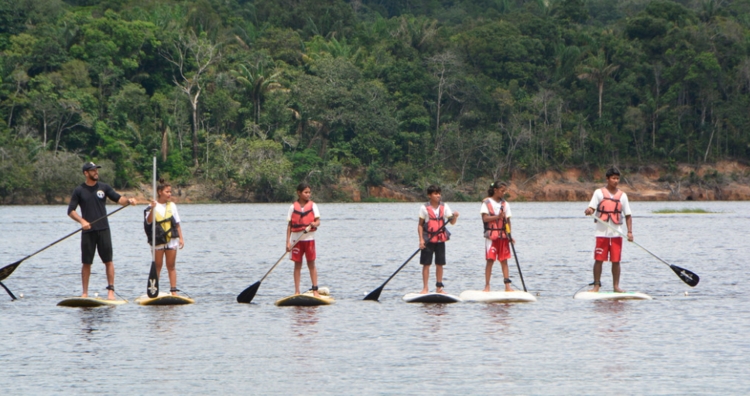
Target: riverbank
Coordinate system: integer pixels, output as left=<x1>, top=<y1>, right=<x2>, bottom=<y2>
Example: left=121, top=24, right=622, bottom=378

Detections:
left=7, top=161, right=750, bottom=204
left=117, top=160, right=750, bottom=204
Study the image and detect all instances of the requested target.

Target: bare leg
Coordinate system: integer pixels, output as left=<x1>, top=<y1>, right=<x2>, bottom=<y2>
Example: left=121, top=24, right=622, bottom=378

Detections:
left=436, top=265, right=445, bottom=293
left=293, top=261, right=303, bottom=294
left=484, top=260, right=494, bottom=292
left=421, top=265, right=430, bottom=294
left=81, top=264, right=92, bottom=297
left=155, top=249, right=165, bottom=278
left=165, top=249, right=178, bottom=294
left=612, top=262, right=624, bottom=292
left=307, top=260, right=319, bottom=297
left=590, top=260, right=604, bottom=292
left=104, top=261, right=115, bottom=299
left=500, top=260, right=513, bottom=292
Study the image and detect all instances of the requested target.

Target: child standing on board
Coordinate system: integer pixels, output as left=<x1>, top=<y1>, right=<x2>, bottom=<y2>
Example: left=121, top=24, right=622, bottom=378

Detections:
left=584, top=168, right=633, bottom=292
left=287, top=183, right=322, bottom=297
left=145, top=179, right=185, bottom=295
left=481, top=181, right=515, bottom=292
left=417, top=185, right=459, bottom=294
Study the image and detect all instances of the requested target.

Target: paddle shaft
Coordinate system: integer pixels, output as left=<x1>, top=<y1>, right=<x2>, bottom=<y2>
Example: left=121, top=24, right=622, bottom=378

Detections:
left=0, top=205, right=128, bottom=282
left=505, top=226, right=527, bottom=292
left=364, top=217, right=454, bottom=301
left=147, top=157, right=159, bottom=298
left=591, top=215, right=667, bottom=266
left=259, top=228, right=311, bottom=283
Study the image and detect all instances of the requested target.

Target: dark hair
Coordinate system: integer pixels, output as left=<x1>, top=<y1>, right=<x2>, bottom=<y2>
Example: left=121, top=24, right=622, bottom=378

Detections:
left=157, top=178, right=171, bottom=194
left=605, top=168, right=621, bottom=178
left=426, top=185, right=441, bottom=195
left=296, top=182, right=311, bottom=192
left=487, top=181, right=507, bottom=197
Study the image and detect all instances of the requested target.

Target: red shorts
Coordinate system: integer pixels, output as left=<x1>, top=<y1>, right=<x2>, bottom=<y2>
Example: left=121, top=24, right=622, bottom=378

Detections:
left=485, top=238, right=511, bottom=261
left=291, top=240, right=316, bottom=262
left=595, top=237, right=622, bottom=262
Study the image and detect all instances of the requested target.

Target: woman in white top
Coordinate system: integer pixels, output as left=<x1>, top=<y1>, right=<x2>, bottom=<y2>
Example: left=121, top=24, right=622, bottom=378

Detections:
left=145, top=179, right=185, bottom=295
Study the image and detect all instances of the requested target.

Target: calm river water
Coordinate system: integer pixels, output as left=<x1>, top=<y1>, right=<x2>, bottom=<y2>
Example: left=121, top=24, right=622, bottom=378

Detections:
left=1, top=201, right=748, bottom=394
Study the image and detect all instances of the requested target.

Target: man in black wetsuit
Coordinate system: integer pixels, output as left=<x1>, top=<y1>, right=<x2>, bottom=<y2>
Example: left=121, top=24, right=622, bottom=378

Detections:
left=67, top=162, right=136, bottom=300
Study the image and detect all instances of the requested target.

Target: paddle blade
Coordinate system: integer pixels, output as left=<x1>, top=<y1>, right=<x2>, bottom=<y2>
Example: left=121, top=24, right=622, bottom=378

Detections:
left=363, top=286, right=383, bottom=301
left=0, top=261, right=22, bottom=282
left=237, top=281, right=261, bottom=303
left=147, top=260, right=159, bottom=298
left=670, top=265, right=700, bottom=287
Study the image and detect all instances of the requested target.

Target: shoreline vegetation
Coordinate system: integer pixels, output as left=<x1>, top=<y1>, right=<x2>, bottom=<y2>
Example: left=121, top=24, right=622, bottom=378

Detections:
left=2, top=1, right=750, bottom=205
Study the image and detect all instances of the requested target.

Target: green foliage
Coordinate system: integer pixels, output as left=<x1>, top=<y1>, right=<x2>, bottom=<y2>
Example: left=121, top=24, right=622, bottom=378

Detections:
left=1, top=0, right=749, bottom=203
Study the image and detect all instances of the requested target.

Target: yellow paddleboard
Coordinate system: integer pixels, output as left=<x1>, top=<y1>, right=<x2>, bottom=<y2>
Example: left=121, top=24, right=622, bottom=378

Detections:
left=135, top=292, right=195, bottom=305
left=275, top=288, right=334, bottom=306
left=57, top=297, right=127, bottom=307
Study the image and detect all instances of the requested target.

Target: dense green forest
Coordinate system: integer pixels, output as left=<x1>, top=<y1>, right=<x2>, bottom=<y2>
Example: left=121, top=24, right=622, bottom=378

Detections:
left=1, top=0, right=749, bottom=203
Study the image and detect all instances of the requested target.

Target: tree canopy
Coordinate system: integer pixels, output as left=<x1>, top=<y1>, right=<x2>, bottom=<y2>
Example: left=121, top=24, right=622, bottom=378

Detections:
left=2, top=0, right=750, bottom=203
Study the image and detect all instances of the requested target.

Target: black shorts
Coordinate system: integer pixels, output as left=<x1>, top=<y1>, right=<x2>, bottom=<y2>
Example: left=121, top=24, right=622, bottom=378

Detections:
left=81, top=229, right=113, bottom=264
left=420, top=242, right=446, bottom=265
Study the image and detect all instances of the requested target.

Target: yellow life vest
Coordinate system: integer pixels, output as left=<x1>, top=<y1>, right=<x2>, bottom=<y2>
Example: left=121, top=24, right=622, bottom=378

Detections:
left=155, top=202, right=177, bottom=243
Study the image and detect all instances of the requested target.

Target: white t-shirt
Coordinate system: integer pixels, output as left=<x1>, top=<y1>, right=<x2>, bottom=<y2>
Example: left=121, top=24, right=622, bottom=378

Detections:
left=418, top=202, right=454, bottom=222
left=479, top=198, right=512, bottom=218
left=588, top=188, right=632, bottom=238
left=287, top=201, right=320, bottom=242
left=145, top=202, right=181, bottom=249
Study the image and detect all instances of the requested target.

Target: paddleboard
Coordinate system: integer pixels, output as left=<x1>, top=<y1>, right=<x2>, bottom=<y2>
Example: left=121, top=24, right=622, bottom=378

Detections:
left=402, top=292, right=462, bottom=303
left=135, top=292, right=195, bottom=306
left=459, top=290, right=537, bottom=303
left=57, top=297, right=127, bottom=307
left=275, top=291, right=334, bottom=307
left=573, top=291, right=652, bottom=301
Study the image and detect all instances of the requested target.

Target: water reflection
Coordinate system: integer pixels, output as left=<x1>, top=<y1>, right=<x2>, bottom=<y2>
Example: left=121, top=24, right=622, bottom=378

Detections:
left=290, top=306, right=320, bottom=338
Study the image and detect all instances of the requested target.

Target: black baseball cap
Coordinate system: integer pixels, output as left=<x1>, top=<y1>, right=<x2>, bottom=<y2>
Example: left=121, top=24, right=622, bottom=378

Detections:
left=82, top=162, right=102, bottom=172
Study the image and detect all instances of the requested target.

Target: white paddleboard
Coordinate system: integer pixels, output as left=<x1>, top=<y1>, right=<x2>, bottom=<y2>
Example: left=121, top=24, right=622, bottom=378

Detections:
left=135, top=292, right=195, bottom=306
left=403, top=292, right=462, bottom=303
left=459, top=290, right=537, bottom=303
left=574, top=291, right=652, bottom=301
left=57, top=297, right=127, bottom=307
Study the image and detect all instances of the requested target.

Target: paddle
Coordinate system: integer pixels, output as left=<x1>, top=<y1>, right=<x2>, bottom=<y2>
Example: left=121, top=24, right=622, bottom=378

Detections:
left=590, top=215, right=699, bottom=287
left=0, top=205, right=128, bottom=283
left=236, top=225, right=313, bottom=304
left=1, top=281, right=18, bottom=300
left=147, top=156, right=159, bottom=298
left=363, top=217, right=453, bottom=301
left=505, top=223, right=527, bottom=292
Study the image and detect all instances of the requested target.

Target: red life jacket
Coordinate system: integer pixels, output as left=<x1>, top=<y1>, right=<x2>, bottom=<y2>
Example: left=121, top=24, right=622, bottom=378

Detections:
left=291, top=201, right=317, bottom=232
left=483, top=199, right=507, bottom=240
left=597, top=188, right=623, bottom=225
left=423, top=203, right=449, bottom=243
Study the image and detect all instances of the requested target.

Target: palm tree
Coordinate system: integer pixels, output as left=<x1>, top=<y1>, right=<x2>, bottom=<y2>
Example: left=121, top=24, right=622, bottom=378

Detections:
left=577, top=49, right=619, bottom=118
left=231, top=61, right=283, bottom=125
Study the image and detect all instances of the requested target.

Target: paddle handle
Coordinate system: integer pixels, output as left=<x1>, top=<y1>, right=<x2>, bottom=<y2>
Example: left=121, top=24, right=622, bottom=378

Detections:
left=259, top=226, right=311, bottom=283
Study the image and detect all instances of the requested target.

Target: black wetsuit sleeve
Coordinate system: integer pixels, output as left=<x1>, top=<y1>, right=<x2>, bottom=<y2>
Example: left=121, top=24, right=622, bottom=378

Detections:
left=67, top=186, right=81, bottom=215
left=104, top=183, right=122, bottom=203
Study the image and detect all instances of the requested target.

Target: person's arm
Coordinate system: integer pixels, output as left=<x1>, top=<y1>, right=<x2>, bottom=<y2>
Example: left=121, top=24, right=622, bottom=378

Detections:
left=67, top=189, right=91, bottom=230
left=312, top=217, right=320, bottom=228
left=286, top=221, right=293, bottom=252
left=117, top=195, right=136, bottom=206
left=418, top=218, right=426, bottom=249
left=625, top=215, right=633, bottom=241
left=584, top=191, right=600, bottom=216
left=176, top=223, right=185, bottom=249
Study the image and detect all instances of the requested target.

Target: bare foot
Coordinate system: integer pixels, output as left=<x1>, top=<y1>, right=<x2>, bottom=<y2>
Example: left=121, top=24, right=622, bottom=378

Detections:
left=81, top=293, right=88, bottom=298
left=504, top=286, right=513, bottom=292
left=313, top=291, right=320, bottom=297
left=419, top=289, right=429, bottom=294
left=589, top=285, right=601, bottom=292
left=436, top=288, right=446, bottom=294
left=107, top=291, right=115, bottom=300
left=483, top=286, right=490, bottom=292
left=614, top=287, right=626, bottom=293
